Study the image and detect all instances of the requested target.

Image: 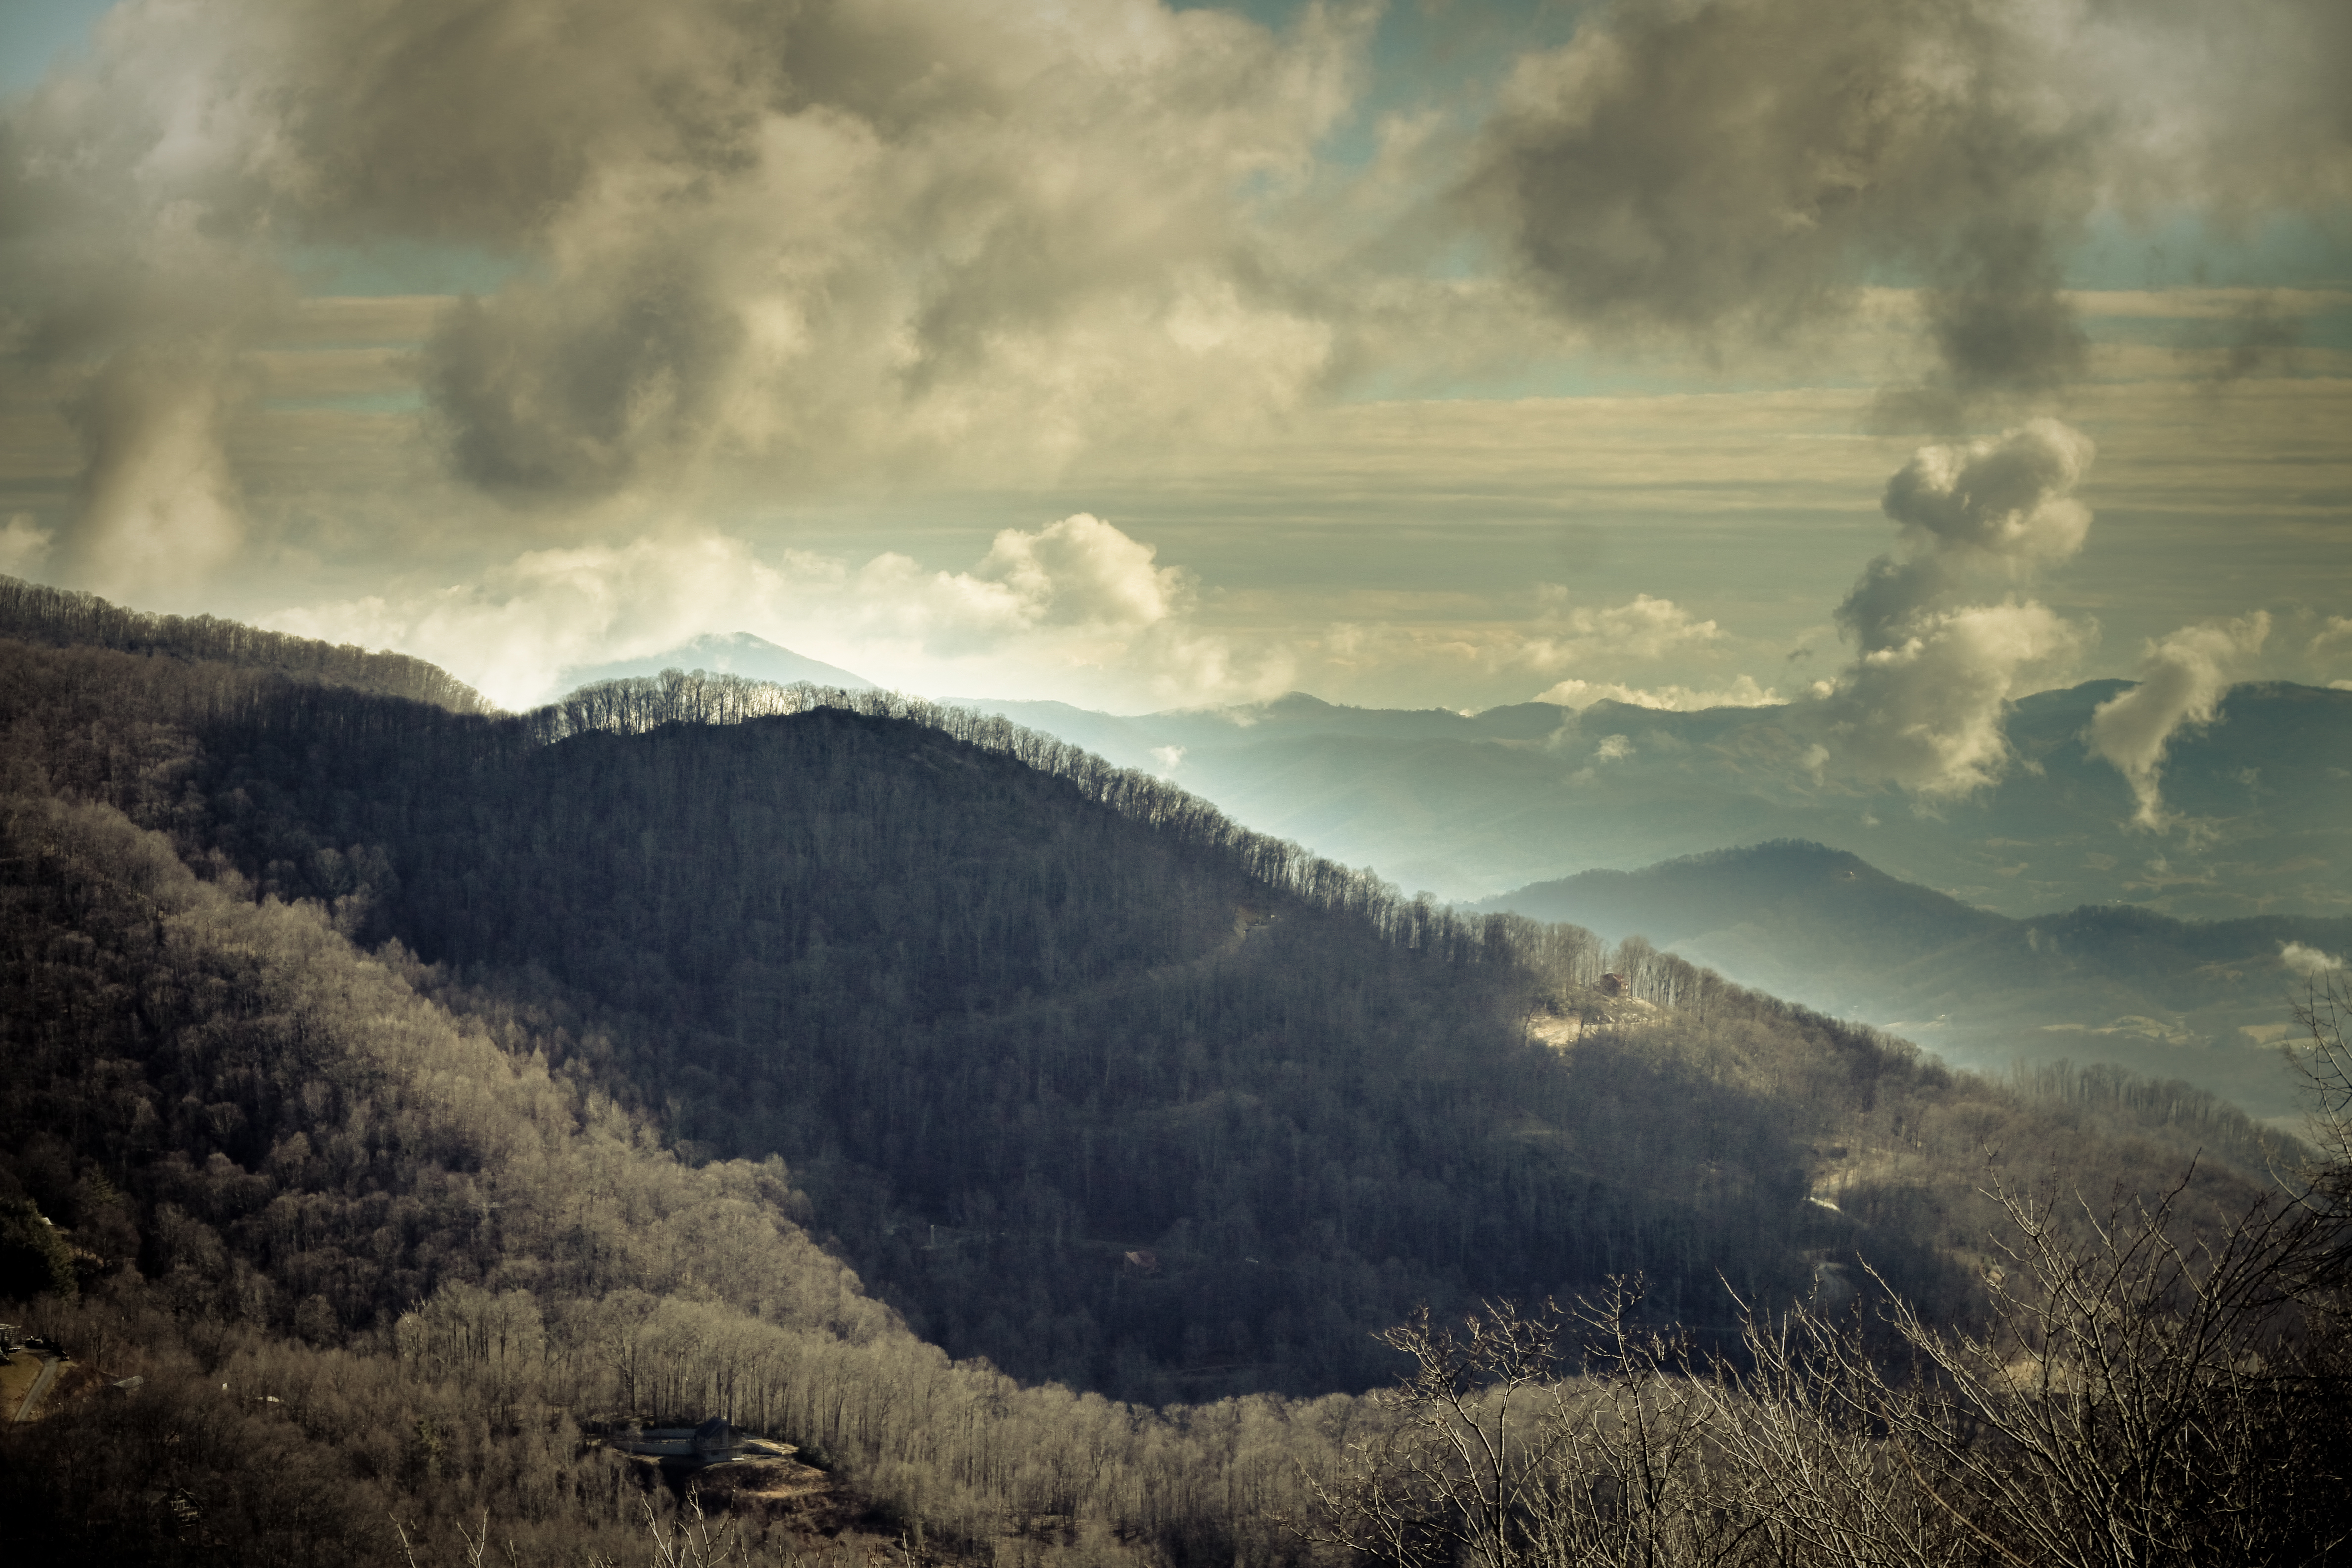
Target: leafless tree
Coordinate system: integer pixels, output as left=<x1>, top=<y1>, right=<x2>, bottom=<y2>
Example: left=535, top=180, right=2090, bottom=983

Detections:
left=1700, top=1159, right=2351, bottom=1568
left=1299, top=1282, right=1753, bottom=1568
left=2290, top=969, right=2352, bottom=1242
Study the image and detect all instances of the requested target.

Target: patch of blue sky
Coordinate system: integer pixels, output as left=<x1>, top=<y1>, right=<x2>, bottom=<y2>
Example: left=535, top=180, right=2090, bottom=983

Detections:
left=1180, top=0, right=1588, bottom=168
left=0, top=0, right=118, bottom=95
left=2068, top=210, right=2351, bottom=292
left=283, top=238, right=525, bottom=300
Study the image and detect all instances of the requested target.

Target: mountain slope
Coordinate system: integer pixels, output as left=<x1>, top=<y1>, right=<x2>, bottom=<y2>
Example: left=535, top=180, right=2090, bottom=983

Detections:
left=1478, top=841, right=2352, bottom=1116
left=0, top=617, right=2313, bottom=1562
left=85, top=662, right=1834, bottom=1394
left=0, top=626, right=2294, bottom=1404
left=0, top=786, right=1339, bottom=1566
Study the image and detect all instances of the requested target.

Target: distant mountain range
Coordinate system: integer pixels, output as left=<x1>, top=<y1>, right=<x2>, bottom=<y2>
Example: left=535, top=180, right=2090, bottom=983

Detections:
left=954, top=681, right=2352, bottom=923
left=560, top=631, right=873, bottom=692
left=1473, top=840, right=2351, bottom=1120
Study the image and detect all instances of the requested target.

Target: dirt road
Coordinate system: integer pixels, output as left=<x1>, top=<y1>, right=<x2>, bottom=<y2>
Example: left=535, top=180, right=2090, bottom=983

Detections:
left=11, top=1352, right=61, bottom=1421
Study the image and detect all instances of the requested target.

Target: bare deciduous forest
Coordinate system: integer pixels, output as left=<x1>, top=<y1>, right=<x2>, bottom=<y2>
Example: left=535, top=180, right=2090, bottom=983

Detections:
left=2, top=583, right=2345, bottom=1564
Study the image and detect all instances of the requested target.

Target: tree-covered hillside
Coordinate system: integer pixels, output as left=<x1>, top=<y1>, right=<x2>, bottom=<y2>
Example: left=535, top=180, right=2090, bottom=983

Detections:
left=0, top=574, right=490, bottom=714
left=0, top=781, right=1372, bottom=1565
left=0, top=636, right=1870, bottom=1395
left=1, top=606, right=2332, bottom=1562
left=1, top=623, right=2291, bottom=1401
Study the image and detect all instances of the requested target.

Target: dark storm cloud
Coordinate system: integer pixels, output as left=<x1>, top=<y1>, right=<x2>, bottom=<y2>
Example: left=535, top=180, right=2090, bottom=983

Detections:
left=1, top=0, right=1369, bottom=565
left=425, top=262, right=747, bottom=499
left=256, top=0, right=854, bottom=504
left=266, top=1, right=774, bottom=245
left=286, top=0, right=1371, bottom=504
left=1460, top=0, right=2346, bottom=425
left=1879, top=217, right=2090, bottom=429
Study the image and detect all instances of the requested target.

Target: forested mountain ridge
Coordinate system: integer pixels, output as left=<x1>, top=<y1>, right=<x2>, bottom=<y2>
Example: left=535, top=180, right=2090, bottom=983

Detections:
left=1478, top=840, right=2352, bottom=1119
left=2, top=627, right=2289, bottom=1389
left=0, top=615, right=2325, bottom=1562
left=3, top=634, right=1874, bottom=1395
left=0, top=573, right=490, bottom=714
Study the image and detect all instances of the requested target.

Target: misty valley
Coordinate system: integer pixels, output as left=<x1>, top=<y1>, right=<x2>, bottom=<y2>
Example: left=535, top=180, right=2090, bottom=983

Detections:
left=2, top=583, right=2349, bottom=1566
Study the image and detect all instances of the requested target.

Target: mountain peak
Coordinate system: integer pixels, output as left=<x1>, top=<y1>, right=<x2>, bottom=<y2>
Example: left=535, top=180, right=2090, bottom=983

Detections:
left=559, top=632, right=873, bottom=693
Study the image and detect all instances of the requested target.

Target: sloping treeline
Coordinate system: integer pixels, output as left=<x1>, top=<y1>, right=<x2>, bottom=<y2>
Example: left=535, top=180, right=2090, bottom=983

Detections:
left=542, top=668, right=1581, bottom=953
left=0, top=574, right=491, bottom=714
left=6, top=641, right=1977, bottom=1394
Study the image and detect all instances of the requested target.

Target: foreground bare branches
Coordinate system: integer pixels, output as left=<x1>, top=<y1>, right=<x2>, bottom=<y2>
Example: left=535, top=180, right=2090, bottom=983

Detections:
left=1301, top=1283, right=1749, bottom=1568
left=1311, top=1157, right=2352, bottom=1568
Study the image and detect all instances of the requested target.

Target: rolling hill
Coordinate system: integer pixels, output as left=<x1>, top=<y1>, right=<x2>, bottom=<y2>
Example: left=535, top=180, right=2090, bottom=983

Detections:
left=1476, top=841, right=2352, bottom=1119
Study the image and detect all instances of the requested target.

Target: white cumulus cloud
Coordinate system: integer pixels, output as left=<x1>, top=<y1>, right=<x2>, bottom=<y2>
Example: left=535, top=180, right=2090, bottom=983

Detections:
left=1524, top=592, right=1726, bottom=664
left=1535, top=674, right=1781, bottom=712
left=2087, top=612, right=2272, bottom=831
left=265, top=515, right=1285, bottom=714
left=2282, top=941, right=2344, bottom=978
left=1816, top=420, right=2096, bottom=796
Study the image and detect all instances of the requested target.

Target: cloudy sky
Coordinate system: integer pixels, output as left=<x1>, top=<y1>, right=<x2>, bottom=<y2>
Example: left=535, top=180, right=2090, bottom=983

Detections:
left=2, top=0, right=2347, bottom=781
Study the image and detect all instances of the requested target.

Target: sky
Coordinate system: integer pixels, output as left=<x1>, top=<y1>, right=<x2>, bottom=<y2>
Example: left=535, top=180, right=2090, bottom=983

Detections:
left=1, top=0, right=2348, bottom=799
